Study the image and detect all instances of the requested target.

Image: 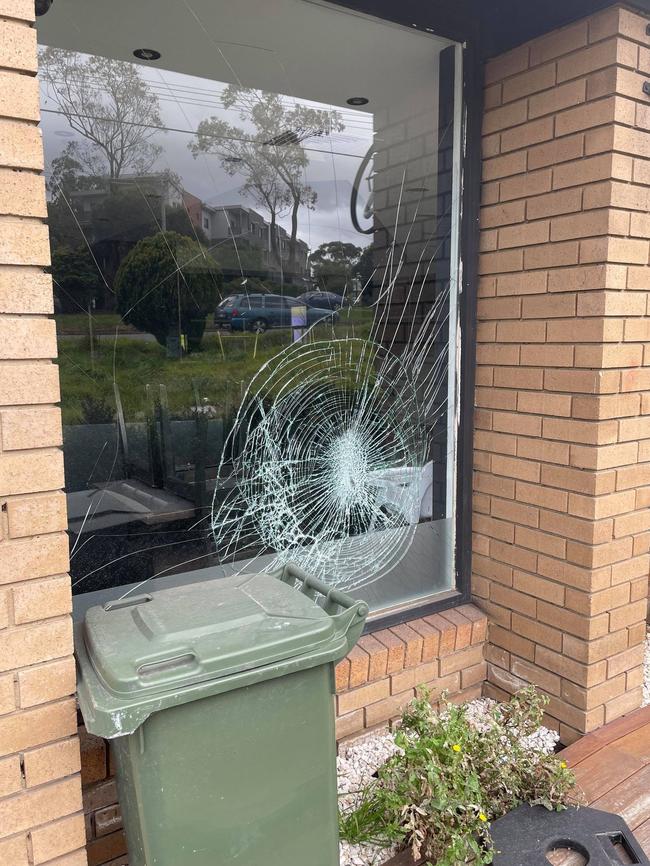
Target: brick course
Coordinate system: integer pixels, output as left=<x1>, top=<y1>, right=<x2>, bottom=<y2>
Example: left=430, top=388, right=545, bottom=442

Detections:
left=0, top=7, right=86, bottom=866
left=475, top=4, right=650, bottom=743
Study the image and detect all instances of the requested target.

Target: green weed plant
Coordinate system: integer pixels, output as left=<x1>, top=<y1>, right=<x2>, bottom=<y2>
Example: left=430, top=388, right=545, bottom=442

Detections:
left=339, top=687, right=575, bottom=866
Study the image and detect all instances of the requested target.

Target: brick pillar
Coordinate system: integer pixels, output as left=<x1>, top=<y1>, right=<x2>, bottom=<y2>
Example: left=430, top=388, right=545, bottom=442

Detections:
left=474, top=4, right=650, bottom=743
left=0, top=3, right=87, bottom=864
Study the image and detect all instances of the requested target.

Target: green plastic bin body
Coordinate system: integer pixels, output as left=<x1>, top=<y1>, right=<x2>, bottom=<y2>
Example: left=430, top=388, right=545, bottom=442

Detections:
left=112, top=665, right=337, bottom=865
left=75, top=564, right=367, bottom=866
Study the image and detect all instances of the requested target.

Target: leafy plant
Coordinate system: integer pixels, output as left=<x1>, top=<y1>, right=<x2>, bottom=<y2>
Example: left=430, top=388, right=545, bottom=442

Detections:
left=339, top=687, right=575, bottom=866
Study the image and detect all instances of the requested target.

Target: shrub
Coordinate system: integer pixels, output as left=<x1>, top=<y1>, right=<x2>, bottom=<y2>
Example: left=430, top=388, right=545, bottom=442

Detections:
left=115, top=231, right=222, bottom=352
left=51, top=245, right=103, bottom=312
left=339, top=687, right=575, bottom=866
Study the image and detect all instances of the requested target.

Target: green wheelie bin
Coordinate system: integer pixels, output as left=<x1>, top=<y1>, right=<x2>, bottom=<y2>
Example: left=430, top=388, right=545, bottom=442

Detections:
left=74, top=562, right=368, bottom=866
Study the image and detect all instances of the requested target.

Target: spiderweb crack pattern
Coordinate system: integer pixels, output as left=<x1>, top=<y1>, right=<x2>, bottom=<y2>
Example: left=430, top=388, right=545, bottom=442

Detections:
left=211, top=301, right=449, bottom=591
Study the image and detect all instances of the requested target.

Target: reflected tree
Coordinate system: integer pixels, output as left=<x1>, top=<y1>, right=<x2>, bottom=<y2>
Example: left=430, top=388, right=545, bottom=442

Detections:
left=310, top=241, right=363, bottom=292
left=41, top=49, right=170, bottom=308
left=46, top=142, right=99, bottom=249
left=51, top=245, right=103, bottom=313
left=46, top=143, right=105, bottom=311
left=39, top=48, right=164, bottom=179
left=357, top=245, right=375, bottom=284
left=48, top=141, right=101, bottom=196
left=190, top=117, right=289, bottom=268
left=225, top=155, right=288, bottom=268
left=115, top=231, right=222, bottom=352
left=190, top=86, right=344, bottom=276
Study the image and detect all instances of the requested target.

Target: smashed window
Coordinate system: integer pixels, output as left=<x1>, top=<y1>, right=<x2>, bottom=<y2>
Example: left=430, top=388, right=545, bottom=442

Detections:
left=37, top=0, right=463, bottom=617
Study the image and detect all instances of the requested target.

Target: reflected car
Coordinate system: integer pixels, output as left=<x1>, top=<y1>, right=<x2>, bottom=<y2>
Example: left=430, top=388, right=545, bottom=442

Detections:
left=214, top=293, right=338, bottom=333
left=298, top=291, right=345, bottom=310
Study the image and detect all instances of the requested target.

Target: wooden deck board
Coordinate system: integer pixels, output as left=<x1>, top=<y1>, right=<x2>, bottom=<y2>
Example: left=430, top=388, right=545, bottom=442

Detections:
left=570, top=745, right=645, bottom=802
left=591, top=764, right=650, bottom=830
left=612, top=724, right=650, bottom=764
left=561, top=705, right=650, bottom=857
left=634, top=817, right=650, bottom=852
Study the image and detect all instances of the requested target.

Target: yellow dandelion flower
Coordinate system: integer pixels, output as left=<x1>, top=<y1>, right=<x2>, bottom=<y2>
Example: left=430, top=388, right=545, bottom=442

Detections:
left=560, top=761, right=567, bottom=769
left=479, top=813, right=487, bottom=823
left=452, top=743, right=461, bottom=752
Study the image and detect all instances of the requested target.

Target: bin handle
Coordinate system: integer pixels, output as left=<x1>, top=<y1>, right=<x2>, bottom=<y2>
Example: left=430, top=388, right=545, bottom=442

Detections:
left=277, top=562, right=368, bottom=655
left=137, top=652, right=199, bottom=681
left=104, top=594, right=153, bottom=611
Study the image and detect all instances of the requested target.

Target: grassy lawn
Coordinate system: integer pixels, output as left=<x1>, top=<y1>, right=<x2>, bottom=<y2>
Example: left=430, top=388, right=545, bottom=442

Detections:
left=57, top=306, right=374, bottom=425
left=55, top=312, right=127, bottom=334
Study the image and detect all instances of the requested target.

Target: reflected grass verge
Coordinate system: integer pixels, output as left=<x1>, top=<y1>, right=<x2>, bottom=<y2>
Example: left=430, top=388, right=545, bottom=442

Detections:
left=55, top=312, right=125, bottom=334
left=56, top=309, right=373, bottom=424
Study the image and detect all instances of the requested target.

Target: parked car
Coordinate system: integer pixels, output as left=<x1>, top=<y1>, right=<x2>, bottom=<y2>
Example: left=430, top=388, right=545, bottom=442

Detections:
left=297, top=290, right=345, bottom=310
left=214, top=293, right=338, bottom=333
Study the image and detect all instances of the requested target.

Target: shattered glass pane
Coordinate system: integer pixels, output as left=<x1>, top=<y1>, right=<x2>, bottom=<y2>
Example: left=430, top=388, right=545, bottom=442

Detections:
left=36, top=0, right=463, bottom=616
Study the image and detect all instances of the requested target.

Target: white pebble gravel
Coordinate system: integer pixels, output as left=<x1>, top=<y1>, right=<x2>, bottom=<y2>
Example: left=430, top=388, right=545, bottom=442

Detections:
left=338, top=731, right=402, bottom=866
left=337, top=698, right=559, bottom=866
left=642, top=632, right=650, bottom=707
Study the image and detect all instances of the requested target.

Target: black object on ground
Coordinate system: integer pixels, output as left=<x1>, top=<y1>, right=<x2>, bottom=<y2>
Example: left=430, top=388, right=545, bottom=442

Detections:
left=491, top=804, right=650, bottom=865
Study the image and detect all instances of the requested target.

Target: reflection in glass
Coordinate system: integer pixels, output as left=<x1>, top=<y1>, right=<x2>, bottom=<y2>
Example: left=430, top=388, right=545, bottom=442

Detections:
left=37, top=0, right=462, bottom=616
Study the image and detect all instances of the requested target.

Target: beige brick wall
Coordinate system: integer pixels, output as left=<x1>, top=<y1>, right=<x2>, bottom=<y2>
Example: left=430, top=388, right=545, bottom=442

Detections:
left=0, top=5, right=87, bottom=865
left=475, top=4, right=650, bottom=743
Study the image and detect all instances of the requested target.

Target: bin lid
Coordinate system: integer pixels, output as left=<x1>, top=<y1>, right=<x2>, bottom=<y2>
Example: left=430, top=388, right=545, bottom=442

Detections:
left=75, top=565, right=367, bottom=738
left=82, top=571, right=341, bottom=698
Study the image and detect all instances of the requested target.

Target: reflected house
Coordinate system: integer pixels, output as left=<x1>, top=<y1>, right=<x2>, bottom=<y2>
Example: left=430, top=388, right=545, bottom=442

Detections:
left=69, top=171, right=185, bottom=236
left=199, top=203, right=309, bottom=281
left=68, top=176, right=312, bottom=281
left=66, top=172, right=190, bottom=308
